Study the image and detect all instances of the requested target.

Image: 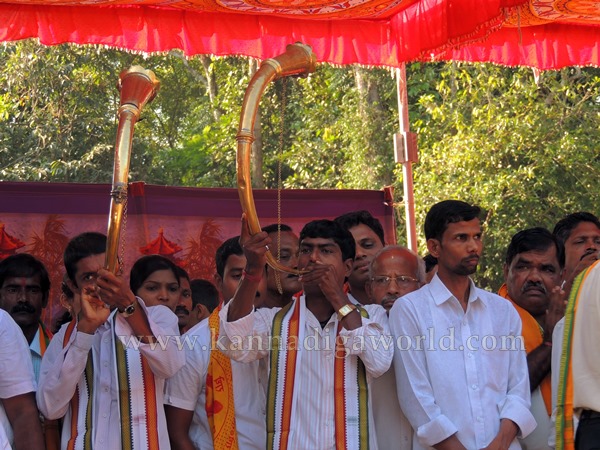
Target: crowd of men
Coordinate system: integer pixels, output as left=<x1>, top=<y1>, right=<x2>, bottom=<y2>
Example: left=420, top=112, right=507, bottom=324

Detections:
left=0, top=199, right=598, bottom=450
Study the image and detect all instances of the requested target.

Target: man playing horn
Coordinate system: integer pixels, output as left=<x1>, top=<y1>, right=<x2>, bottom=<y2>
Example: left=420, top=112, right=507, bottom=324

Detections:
left=220, top=216, right=392, bottom=449
left=37, top=232, right=185, bottom=450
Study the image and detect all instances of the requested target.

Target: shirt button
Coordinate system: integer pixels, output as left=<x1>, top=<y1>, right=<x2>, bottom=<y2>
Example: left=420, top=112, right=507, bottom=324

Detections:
left=471, top=384, right=477, bottom=390
left=467, top=352, right=473, bottom=358
left=478, top=416, right=484, bottom=422
left=104, top=386, right=109, bottom=392
left=103, top=361, right=108, bottom=367
left=103, top=413, right=107, bottom=418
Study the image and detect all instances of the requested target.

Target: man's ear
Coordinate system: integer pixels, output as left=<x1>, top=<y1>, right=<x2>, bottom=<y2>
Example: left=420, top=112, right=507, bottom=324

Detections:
left=196, top=304, right=209, bottom=321
left=343, top=258, right=353, bottom=278
left=66, top=278, right=78, bottom=295
left=42, top=293, right=49, bottom=309
left=503, top=263, right=509, bottom=282
left=427, top=238, right=441, bottom=259
left=213, top=273, right=223, bottom=293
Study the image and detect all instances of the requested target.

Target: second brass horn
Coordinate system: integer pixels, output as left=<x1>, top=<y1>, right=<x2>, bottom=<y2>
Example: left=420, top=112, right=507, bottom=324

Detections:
left=236, top=43, right=316, bottom=275
left=105, top=66, right=160, bottom=273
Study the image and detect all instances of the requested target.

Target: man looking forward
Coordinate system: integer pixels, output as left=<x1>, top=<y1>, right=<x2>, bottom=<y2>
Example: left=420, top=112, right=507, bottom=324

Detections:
left=390, top=200, right=536, bottom=449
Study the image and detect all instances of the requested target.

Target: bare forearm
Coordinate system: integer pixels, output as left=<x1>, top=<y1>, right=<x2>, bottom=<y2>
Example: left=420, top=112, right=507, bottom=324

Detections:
left=526, top=343, right=551, bottom=391
left=3, top=393, right=44, bottom=450
left=433, top=434, right=467, bottom=450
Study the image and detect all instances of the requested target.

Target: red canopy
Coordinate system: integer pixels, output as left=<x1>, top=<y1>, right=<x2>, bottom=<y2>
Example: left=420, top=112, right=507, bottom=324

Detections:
left=0, top=0, right=598, bottom=69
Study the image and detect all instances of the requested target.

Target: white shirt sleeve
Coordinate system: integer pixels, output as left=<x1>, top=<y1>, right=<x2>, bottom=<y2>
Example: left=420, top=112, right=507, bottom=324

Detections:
left=339, top=304, right=393, bottom=379
left=0, top=310, right=36, bottom=399
left=164, top=325, right=209, bottom=411
left=218, top=302, right=277, bottom=363
left=36, top=323, right=94, bottom=420
left=391, top=298, right=459, bottom=446
left=114, top=299, right=185, bottom=379
left=497, top=309, right=537, bottom=438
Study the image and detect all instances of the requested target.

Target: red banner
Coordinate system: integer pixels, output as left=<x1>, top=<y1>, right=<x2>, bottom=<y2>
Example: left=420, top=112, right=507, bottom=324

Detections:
left=0, top=182, right=396, bottom=329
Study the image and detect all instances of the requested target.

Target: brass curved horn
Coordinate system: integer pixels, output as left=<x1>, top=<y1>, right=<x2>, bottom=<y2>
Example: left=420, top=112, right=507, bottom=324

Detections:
left=237, top=43, right=316, bottom=275
left=105, top=66, right=160, bottom=273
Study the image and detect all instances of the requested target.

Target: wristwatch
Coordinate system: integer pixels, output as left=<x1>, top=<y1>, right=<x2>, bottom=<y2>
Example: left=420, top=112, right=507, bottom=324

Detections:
left=119, top=302, right=136, bottom=317
left=337, top=303, right=357, bottom=320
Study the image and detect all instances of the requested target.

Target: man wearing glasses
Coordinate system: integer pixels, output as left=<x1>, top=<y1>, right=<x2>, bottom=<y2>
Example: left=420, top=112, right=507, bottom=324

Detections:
left=366, top=245, right=425, bottom=450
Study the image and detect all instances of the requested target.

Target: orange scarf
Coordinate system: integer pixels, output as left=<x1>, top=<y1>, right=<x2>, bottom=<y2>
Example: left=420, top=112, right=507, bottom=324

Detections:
left=498, top=284, right=551, bottom=415
left=205, top=304, right=239, bottom=450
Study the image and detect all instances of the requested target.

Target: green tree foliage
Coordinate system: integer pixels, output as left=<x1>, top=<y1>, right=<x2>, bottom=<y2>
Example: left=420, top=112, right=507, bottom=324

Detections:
left=406, top=62, right=600, bottom=287
left=0, top=42, right=598, bottom=288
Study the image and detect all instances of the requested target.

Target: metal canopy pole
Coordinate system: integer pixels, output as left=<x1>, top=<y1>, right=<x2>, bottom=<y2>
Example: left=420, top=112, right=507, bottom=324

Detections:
left=394, top=63, right=418, bottom=252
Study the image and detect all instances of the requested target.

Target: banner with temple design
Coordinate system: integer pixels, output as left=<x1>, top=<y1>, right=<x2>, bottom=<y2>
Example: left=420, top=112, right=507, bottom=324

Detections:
left=0, top=181, right=396, bottom=330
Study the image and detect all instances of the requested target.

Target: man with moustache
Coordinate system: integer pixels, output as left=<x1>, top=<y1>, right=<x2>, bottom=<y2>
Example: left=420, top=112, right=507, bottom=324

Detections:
left=335, top=210, right=385, bottom=305
left=366, top=245, right=425, bottom=450
left=165, top=236, right=268, bottom=450
left=257, top=224, right=301, bottom=309
left=0, top=253, right=52, bottom=383
left=390, top=200, right=536, bottom=450
left=500, top=228, right=565, bottom=450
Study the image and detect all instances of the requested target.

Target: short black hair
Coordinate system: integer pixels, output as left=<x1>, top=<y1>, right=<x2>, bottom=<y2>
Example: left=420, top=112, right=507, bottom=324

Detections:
left=424, top=200, right=482, bottom=241
left=175, top=265, right=190, bottom=282
left=553, top=212, right=600, bottom=244
left=262, top=223, right=293, bottom=234
left=505, top=227, right=565, bottom=268
left=190, top=278, right=220, bottom=313
left=64, top=232, right=107, bottom=284
left=0, top=253, right=51, bottom=302
left=129, top=255, right=180, bottom=296
left=215, top=237, right=243, bottom=278
left=299, top=219, right=355, bottom=261
left=423, top=254, right=438, bottom=273
left=334, top=210, right=385, bottom=245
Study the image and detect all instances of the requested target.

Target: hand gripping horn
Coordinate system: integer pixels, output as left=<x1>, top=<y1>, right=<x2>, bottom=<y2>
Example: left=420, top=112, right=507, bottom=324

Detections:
left=236, top=43, right=317, bottom=275
left=105, top=66, right=160, bottom=273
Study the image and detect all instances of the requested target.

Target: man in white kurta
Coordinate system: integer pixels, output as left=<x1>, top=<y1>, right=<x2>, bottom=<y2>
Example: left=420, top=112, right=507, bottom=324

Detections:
left=36, top=231, right=184, bottom=450
left=165, top=236, right=267, bottom=449
left=220, top=218, right=393, bottom=450
left=37, top=298, right=183, bottom=449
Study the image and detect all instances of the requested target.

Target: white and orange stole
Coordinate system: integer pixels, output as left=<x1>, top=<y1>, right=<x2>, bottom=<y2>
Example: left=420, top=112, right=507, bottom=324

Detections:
left=267, top=295, right=370, bottom=450
left=205, top=304, right=239, bottom=450
left=62, top=313, right=160, bottom=450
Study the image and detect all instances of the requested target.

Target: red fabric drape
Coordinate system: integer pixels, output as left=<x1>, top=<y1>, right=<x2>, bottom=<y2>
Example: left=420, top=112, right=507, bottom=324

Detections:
left=0, top=1, right=517, bottom=67
left=433, top=23, right=600, bottom=69
left=0, top=182, right=396, bottom=329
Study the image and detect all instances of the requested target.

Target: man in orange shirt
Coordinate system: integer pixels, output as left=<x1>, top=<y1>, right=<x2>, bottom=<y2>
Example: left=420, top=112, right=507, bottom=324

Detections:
left=501, top=227, right=565, bottom=450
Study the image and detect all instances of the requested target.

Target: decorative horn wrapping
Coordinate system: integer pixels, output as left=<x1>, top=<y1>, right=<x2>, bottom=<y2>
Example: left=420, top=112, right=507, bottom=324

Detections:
left=237, top=43, right=316, bottom=275
left=105, top=66, right=160, bottom=273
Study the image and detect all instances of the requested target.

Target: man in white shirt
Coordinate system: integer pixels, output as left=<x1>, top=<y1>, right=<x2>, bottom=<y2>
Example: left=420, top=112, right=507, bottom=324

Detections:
left=365, top=245, right=425, bottom=450
left=165, top=236, right=268, bottom=450
left=0, top=253, right=52, bottom=383
left=220, top=217, right=392, bottom=450
left=390, top=200, right=536, bottom=450
left=0, top=309, right=44, bottom=449
left=37, top=232, right=185, bottom=450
